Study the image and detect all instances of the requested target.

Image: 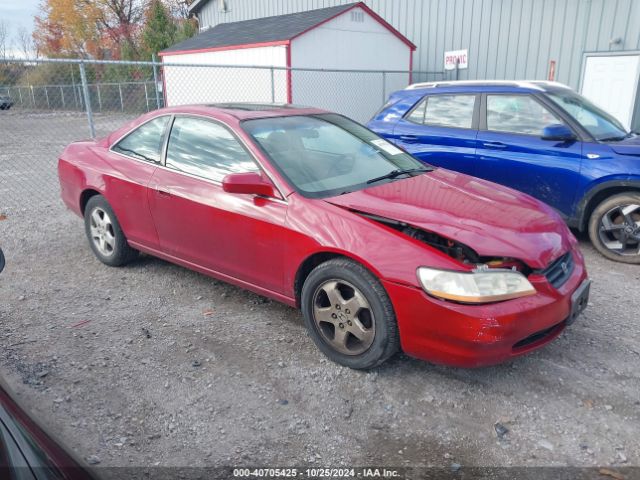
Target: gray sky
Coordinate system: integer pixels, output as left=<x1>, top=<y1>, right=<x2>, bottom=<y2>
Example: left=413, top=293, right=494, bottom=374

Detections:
left=0, top=0, right=41, bottom=56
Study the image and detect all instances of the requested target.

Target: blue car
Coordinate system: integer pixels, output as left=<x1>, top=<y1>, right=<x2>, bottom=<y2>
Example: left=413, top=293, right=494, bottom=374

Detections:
left=369, top=80, right=640, bottom=263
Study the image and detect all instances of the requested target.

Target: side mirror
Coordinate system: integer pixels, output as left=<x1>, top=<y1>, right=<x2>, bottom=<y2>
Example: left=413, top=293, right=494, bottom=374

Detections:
left=542, top=123, right=576, bottom=141
left=222, top=172, right=276, bottom=198
left=0, top=248, right=4, bottom=274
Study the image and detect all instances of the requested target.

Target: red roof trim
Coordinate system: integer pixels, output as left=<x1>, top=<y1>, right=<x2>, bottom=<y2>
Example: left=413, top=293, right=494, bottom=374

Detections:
left=289, top=2, right=416, bottom=51
left=159, top=40, right=290, bottom=57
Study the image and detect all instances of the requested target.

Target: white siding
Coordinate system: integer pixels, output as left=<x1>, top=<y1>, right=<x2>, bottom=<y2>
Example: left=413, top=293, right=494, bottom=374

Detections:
left=162, top=46, right=288, bottom=106
left=290, top=6, right=411, bottom=121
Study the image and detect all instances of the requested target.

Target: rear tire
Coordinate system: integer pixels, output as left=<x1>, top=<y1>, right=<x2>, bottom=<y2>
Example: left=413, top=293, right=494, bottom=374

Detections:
left=301, top=258, right=399, bottom=369
left=588, top=192, right=640, bottom=264
left=84, top=195, right=138, bottom=267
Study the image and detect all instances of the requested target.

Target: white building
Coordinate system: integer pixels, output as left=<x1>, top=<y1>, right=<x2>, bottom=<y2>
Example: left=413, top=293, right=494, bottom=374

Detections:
left=159, top=2, right=415, bottom=121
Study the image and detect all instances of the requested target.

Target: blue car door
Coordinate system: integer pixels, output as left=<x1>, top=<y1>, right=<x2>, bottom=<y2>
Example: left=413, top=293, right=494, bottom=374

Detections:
left=389, top=93, right=480, bottom=175
left=475, top=93, right=584, bottom=218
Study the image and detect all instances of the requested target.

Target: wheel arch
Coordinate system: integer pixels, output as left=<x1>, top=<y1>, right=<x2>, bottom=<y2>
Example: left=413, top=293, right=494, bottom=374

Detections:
left=79, top=188, right=103, bottom=215
left=577, top=179, right=640, bottom=231
left=293, top=250, right=384, bottom=308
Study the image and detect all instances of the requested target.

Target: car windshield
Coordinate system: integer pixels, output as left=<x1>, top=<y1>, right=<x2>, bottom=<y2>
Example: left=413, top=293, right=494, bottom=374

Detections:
left=547, top=89, right=630, bottom=141
left=242, top=113, right=430, bottom=198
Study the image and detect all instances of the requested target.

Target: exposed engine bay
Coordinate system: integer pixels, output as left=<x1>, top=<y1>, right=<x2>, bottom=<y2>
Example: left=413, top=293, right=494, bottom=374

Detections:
left=356, top=211, right=531, bottom=274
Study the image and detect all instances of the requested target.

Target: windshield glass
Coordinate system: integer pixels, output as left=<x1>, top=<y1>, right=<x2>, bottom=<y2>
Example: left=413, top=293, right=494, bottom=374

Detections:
left=242, top=113, right=429, bottom=198
left=547, top=89, right=629, bottom=141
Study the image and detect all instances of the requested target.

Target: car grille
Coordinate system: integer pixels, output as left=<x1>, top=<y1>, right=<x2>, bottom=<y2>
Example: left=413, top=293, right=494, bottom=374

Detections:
left=538, top=252, right=574, bottom=289
left=512, top=321, right=566, bottom=350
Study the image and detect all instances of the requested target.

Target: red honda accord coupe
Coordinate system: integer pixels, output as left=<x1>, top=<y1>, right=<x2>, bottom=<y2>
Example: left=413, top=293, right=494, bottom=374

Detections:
left=58, top=104, right=590, bottom=369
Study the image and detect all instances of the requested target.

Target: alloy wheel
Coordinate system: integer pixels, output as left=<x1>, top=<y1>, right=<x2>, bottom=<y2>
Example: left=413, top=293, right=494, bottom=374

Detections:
left=312, top=279, right=375, bottom=355
left=89, top=207, right=116, bottom=257
left=598, top=204, right=640, bottom=257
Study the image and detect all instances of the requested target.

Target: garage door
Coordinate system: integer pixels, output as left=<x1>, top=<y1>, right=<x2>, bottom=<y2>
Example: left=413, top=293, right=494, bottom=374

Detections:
left=581, top=53, right=640, bottom=130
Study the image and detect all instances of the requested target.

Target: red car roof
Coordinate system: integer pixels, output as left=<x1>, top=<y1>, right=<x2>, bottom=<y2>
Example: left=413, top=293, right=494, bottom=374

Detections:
left=157, top=103, right=329, bottom=120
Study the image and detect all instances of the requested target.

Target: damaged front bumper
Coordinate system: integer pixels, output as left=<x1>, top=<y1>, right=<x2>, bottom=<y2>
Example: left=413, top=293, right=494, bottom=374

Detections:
left=382, top=249, right=589, bottom=368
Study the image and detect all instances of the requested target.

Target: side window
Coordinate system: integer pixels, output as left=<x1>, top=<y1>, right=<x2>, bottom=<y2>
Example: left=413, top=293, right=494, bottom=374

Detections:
left=406, top=98, right=427, bottom=124
left=166, top=117, right=259, bottom=181
left=486, top=95, right=562, bottom=135
left=112, top=116, right=169, bottom=163
left=424, top=95, right=475, bottom=128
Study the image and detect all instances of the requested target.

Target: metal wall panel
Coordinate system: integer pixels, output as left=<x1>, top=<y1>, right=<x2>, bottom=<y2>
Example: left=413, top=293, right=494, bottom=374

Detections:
left=195, top=0, right=640, bottom=90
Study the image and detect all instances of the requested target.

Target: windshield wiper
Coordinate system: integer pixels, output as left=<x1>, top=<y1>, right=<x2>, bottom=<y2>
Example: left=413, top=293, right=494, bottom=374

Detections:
left=599, top=133, right=632, bottom=142
left=366, top=167, right=431, bottom=185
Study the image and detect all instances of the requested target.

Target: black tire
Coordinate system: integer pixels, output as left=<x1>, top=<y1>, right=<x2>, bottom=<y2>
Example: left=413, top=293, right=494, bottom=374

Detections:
left=84, top=195, right=138, bottom=266
left=301, top=258, right=399, bottom=369
left=588, top=192, right=640, bottom=264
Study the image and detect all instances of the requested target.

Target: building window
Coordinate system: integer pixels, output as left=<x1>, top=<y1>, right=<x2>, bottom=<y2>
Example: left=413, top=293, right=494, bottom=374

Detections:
left=350, top=11, right=364, bottom=22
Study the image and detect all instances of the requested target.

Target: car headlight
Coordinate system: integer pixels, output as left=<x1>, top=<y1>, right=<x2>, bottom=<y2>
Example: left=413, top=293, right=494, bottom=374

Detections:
left=417, top=267, right=536, bottom=304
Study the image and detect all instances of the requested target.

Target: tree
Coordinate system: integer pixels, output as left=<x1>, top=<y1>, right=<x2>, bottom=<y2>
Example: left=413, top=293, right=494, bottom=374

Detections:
left=32, top=0, right=195, bottom=60
left=141, top=0, right=177, bottom=58
left=0, top=20, right=9, bottom=59
left=15, top=27, right=35, bottom=59
left=175, top=17, right=198, bottom=43
left=83, top=0, right=148, bottom=58
left=34, top=0, right=147, bottom=59
left=33, top=0, right=103, bottom=58
left=163, top=0, right=196, bottom=20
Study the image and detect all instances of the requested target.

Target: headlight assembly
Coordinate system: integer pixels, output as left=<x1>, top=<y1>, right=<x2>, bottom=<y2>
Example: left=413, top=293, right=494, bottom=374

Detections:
left=417, top=267, right=536, bottom=304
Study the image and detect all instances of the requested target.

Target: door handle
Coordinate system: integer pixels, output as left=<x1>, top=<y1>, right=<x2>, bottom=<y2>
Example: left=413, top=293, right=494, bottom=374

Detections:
left=399, top=135, right=419, bottom=142
left=156, top=188, right=172, bottom=197
left=482, top=142, right=507, bottom=149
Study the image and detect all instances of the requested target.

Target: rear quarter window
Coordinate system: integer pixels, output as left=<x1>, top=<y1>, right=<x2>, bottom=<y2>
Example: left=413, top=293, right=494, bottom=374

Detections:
left=405, top=94, right=475, bottom=129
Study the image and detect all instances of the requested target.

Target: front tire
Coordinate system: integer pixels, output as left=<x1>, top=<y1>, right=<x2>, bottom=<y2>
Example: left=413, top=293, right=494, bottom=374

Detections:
left=588, top=192, right=640, bottom=264
left=84, top=195, right=138, bottom=266
left=301, top=258, right=399, bottom=369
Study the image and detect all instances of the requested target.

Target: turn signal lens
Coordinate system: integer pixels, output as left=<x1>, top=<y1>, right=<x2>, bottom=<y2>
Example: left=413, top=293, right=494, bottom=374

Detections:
left=417, top=267, right=536, bottom=304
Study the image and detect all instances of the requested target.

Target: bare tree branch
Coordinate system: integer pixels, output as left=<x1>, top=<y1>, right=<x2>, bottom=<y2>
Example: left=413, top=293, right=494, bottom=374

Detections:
left=15, top=26, right=35, bottom=59
left=0, top=20, right=10, bottom=59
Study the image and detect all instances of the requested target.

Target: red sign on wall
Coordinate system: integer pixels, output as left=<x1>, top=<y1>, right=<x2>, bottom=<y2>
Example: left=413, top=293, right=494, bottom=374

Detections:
left=444, top=49, right=468, bottom=70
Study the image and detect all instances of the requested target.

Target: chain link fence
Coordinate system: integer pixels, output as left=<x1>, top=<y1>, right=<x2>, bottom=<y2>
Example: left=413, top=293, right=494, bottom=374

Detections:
left=0, top=57, right=446, bottom=218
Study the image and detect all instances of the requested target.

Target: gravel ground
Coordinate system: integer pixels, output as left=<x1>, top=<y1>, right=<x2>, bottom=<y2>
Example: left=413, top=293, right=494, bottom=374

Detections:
left=1, top=113, right=639, bottom=473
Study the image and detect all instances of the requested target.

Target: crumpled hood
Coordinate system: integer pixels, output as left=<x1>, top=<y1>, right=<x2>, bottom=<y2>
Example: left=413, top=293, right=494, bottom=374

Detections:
left=324, top=169, right=572, bottom=269
left=609, top=135, right=640, bottom=156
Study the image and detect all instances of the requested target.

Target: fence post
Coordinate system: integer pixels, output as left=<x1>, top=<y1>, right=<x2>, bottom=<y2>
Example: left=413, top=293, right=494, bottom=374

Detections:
left=382, top=71, right=386, bottom=104
left=118, top=84, right=124, bottom=111
left=152, top=54, right=161, bottom=109
left=71, top=68, right=79, bottom=109
left=18, top=87, right=23, bottom=106
left=60, top=85, right=65, bottom=109
left=44, top=87, right=50, bottom=109
left=79, top=62, right=96, bottom=139
left=30, top=85, right=35, bottom=107
left=97, top=84, right=102, bottom=112
left=144, top=83, right=149, bottom=112
left=270, top=67, right=275, bottom=103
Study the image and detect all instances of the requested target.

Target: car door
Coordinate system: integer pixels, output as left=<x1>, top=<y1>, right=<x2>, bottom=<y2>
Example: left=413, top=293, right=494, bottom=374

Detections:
left=390, top=93, right=480, bottom=175
left=475, top=93, right=584, bottom=217
left=147, top=115, right=288, bottom=294
left=106, top=115, right=171, bottom=249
